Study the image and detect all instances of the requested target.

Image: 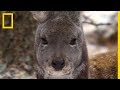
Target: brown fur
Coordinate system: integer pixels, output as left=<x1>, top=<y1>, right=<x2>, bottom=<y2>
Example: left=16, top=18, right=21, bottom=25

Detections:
left=89, top=51, right=117, bottom=79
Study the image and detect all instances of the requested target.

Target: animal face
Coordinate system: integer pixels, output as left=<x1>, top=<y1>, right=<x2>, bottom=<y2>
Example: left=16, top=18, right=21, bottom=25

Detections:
left=32, top=11, right=88, bottom=79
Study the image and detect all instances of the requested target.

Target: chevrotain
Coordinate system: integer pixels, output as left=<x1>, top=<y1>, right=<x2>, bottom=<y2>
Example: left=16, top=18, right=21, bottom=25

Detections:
left=31, top=11, right=88, bottom=79
left=31, top=11, right=117, bottom=79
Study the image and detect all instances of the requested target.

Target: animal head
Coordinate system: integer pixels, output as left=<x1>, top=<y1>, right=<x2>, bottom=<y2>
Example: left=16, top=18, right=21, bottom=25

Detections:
left=31, top=11, right=88, bottom=79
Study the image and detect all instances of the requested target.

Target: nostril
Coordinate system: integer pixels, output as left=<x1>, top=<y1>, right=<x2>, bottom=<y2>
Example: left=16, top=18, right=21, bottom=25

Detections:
left=51, top=60, right=65, bottom=71
left=61, top=61, right=64, bottom=65
left=52, top=61, right=57, bottom=66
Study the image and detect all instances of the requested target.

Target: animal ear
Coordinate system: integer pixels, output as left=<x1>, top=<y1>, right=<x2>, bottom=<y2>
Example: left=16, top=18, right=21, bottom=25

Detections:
left=30, top=11, right=50, bottom=23
left=68, top=11, right=83, bottom=26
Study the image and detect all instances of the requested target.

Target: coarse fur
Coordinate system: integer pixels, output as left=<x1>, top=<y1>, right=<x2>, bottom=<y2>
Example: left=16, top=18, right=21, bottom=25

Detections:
left=31, top=11, right=88, bottom=79
left=89, top=51, right=117, bottom=79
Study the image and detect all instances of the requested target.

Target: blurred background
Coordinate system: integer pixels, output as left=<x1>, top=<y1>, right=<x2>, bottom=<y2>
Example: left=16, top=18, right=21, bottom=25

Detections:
left=0, top=11, right=117, bottom=79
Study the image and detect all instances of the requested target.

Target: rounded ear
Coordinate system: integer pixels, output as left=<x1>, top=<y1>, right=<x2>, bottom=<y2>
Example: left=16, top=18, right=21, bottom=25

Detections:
left=67, top=11, right=83, bottom=26
left=30, top=11, right=50, bottom=23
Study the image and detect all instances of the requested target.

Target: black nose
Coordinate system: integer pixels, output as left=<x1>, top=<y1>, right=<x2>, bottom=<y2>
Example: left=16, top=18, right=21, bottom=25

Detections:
left=51, top=59, right=65, bottom=71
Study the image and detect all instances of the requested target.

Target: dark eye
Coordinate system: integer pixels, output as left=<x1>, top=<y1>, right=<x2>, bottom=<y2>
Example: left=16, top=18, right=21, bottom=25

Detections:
left=69, top=38, right=77, bottom=45
left=41, top=37, right=48, bottom=45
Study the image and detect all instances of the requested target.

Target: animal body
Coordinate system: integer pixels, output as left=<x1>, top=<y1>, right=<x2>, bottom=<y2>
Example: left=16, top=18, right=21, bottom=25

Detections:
left=89, top=51, right=117, bottom=79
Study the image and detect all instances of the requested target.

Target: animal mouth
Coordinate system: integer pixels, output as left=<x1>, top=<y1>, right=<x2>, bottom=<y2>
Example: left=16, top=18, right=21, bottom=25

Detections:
left=47, top=71, right=71, bottom=76
left=44, top=66, right=72, bottom=76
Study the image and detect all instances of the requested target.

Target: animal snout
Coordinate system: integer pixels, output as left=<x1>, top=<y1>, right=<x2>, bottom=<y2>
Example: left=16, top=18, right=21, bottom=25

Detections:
left=51, top=58, right=65, bottom=71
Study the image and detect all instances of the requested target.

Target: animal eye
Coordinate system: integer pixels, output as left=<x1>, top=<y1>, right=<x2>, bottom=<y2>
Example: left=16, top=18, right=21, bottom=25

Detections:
left=41, top=37, right=48, bottom=45
left=69, top=38, right=77, bottom=45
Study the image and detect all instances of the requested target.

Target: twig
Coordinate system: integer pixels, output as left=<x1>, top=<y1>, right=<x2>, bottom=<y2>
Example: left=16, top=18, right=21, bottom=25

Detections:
left=82, top=15, right=112, bottom=26
left=82, top=21, right=111, bottom=26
